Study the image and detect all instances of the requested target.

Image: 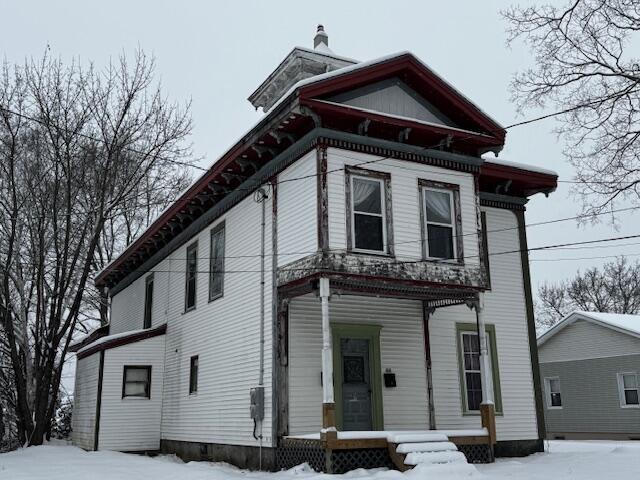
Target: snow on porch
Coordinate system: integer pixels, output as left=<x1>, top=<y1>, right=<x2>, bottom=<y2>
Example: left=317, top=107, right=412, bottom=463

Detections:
left=286, top=429, right=488, bottom=441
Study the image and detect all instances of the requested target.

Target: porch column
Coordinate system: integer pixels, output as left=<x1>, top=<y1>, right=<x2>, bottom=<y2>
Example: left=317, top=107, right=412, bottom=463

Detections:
left=319, top=277, right=336, bottom=437
left=475, top=293, right=496, bottom=444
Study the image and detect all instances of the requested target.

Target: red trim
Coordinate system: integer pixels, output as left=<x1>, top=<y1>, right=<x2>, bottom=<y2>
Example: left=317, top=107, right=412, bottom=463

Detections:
left=69, top=325, right=110, bottom=353
left=481, top=162, right=558, bottom=190
left=299, top=54, right=505, bottom=142
left=76, top=324, right=167, bottom=359
left=302, top=98, right=501, bottom=147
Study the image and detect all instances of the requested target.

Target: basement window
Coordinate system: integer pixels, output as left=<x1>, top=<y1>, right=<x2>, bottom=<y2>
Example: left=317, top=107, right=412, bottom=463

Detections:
left=346, top=167, right=392, bottom=254
left=618, top=372, right=640, bottom=407
left=544, top=377, right=562, bottom=408
left=122, top=366, right=151, bottom=398
left=185, top=242, right=198, bottom=312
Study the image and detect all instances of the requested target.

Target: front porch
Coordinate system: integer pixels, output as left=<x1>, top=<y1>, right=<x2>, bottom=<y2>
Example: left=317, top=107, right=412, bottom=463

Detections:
left=275, top=276, right=499, bottom=473
left=277, top=429, right=493, bottom=473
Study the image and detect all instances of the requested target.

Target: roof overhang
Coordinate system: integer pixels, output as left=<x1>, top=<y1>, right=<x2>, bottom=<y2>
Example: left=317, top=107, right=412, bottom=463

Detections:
left=76, top=324, right=167, bottom=360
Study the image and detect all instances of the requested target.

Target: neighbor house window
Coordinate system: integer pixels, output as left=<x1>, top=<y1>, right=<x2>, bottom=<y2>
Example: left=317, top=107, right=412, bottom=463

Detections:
left=189, top=356, right=199, bottom=394
left=209, top=222, right=225, bottom=301
left=185, top=242, right=198, bottom=311
left=346, top=168, right=392, bottom=254
left=544, top=377, right=562, bottom=408
left=421, top=182, right=460, bottom=260
left=617, top=373, right=640, bottom=407
left=122, top=366, right=151, bottom=398
left=457, top=324, right=501, bottom=413
left=143, top=274, right=154, bottom=329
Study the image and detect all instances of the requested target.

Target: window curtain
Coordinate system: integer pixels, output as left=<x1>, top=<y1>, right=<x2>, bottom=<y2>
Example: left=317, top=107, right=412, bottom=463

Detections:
left=425, top=190, right=451, bottom=223
left=353, top=178, right=381, bottom=214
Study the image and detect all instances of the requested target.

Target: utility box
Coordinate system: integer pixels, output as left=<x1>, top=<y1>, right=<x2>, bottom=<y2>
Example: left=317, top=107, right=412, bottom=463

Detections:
left=249, top=386, right=265, bottom=421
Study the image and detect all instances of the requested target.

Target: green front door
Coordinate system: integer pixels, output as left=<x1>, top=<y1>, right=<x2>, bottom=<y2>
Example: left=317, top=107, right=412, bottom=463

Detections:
left=332, top=324, right=384, bottom=431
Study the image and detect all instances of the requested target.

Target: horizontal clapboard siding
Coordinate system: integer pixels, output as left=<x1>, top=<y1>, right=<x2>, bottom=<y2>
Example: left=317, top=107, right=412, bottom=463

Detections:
left=160, top=191, right=273, bottom=447
left=72, top=353, right=100, bottom=450
left=98, top=335, right=165, bottom=451
left=539, top=320, right=640, bottom=363
left=277, top=150, right=317, bottom=266
left=430, top=207, right=538, bottom=441
left=288, top=294, right=429, bottom=435
left=326, top=147, right=479, bottom=265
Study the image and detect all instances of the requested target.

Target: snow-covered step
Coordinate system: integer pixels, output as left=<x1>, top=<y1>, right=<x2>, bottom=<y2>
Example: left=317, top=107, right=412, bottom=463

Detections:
left=396, top=441, right=458, bottom=454
left=387, top=433, right=449, bottom=444
left=404, top=450, right=468, bottom=466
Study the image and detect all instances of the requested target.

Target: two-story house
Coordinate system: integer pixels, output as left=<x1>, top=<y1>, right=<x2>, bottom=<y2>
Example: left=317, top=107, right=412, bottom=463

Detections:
left=70, top=27, right=557, bottom=473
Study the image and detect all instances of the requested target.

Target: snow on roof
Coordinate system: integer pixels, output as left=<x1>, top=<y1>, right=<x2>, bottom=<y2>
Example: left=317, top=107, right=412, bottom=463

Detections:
left=292, top=45, right=359, bottom=64
left=538, top=310, right=640, bottom=346
left=482, top=156, right=558, bottom=177
left=76, top=325, right=166, bottom=356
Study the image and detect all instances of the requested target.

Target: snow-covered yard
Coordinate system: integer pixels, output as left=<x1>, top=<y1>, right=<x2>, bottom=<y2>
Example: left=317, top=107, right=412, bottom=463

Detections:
left=2, top=440, right=640, bottom=480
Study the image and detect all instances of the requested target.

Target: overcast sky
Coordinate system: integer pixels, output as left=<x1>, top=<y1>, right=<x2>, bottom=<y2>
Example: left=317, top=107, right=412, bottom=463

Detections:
left=3, top=0, right=638, bottom=294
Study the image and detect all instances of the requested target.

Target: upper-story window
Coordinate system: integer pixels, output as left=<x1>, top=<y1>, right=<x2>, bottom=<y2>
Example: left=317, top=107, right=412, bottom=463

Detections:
left=420, top=180, right=462, bottom=261
left=185, top=242, right=198, bottom=312
left=346, top=167, right=393, bottom=255
left=209, top=222, right=225, bottom=301
left=143, top=274, right=154, bottom=329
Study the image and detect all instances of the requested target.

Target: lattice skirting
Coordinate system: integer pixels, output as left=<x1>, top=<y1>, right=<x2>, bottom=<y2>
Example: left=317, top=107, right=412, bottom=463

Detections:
left=458, top=443, right=494, bottom=464
left=276, top=439, right=394, bottom=473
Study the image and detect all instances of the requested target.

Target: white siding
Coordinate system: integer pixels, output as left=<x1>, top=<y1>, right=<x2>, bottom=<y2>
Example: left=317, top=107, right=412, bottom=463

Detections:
left=288, top=294, right=429, bottom=435
left=72, top=353, right=100, bottom=450
left=430, top=207, right=539, bottom=441
left=278, top=150, right=317, bottom=266
left=539, top=319, right=640, bottom=363
left=160, top=191, right=274, bottom=447
left=326, top=147, right=479, bottom=265
left=98, top=335, right=165, bottom=451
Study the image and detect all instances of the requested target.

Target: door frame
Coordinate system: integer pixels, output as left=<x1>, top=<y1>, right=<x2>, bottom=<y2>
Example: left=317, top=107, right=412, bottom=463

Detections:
left=332, top=323, right=384, bottom=430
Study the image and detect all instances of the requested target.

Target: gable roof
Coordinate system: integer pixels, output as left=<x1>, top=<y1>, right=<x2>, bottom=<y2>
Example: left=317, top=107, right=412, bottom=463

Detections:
left=95, top=50, right=557, bottom=293
left=538, top=310, right=640, bottom=346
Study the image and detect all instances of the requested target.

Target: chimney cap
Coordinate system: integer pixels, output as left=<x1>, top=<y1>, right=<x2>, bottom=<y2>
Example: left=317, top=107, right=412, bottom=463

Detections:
left=314, top=24, right=329, bottom=49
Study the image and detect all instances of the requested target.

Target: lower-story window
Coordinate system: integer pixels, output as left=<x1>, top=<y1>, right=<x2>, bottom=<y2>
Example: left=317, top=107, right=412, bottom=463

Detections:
left=122, top=365, right=151, bottom=398
left=456, top=323, right=502, bottom=414
left=617, top=372, right=640, bottom=407
left=189, top=355, right=199, bottom=394
left=544, top=377, right=562, bottom=408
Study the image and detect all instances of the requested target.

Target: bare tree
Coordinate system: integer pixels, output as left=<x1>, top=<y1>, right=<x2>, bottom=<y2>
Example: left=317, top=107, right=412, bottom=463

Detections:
left=536, top=256, right=640, bottom=331
left=503, top=1, right=640, bottom=217
left=0, top=50, right=194, bottom=446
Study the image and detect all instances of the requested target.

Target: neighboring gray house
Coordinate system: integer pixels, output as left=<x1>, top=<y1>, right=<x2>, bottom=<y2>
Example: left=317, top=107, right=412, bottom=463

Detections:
left=538, top=311, right=640, bottom=440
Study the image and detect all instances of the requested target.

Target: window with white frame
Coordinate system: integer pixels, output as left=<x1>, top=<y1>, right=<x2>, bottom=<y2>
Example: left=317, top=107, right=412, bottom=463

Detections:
left=460, top=331, right=483, bottom=411
left=422, top=186, right=457, bottom=260
left=544, top=377, right=562, bottom=408
left=350, top=175, right=387, bottom=253
left=617, top=372, right=640, bottom=407
left=457, top=325, right=501, bottom=413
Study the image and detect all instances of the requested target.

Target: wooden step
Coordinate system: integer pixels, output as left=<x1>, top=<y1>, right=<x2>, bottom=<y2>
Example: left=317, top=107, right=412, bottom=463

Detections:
left=404, top=450, right=468, bottom=466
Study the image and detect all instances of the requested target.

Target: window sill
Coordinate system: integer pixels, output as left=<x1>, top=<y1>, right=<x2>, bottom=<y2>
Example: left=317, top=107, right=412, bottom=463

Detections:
left=349, top=249, right=393, bottom=258
left=208, top=293, right=224, bottom=303
left=620, top=404, right=640, bottom=409
left=183, top=306, right=196, bottom=315
left=423, top=257, right=464, bottom=266
left=121, top=396, right=151, bottom=401
left=547, top=406, right=563, bottom=410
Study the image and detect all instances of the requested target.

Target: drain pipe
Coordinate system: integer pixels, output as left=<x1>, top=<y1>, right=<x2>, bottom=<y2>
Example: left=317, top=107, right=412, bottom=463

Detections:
left=253, top=187, right=269, bottom=470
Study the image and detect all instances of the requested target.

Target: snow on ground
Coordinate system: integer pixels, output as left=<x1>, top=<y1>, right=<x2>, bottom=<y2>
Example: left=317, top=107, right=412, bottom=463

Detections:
left=2, top=440, right=640, bottom=480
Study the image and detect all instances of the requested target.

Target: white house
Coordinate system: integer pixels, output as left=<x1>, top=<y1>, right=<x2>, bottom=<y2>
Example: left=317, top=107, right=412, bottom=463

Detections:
left=71, top=27, right=557, bottom=472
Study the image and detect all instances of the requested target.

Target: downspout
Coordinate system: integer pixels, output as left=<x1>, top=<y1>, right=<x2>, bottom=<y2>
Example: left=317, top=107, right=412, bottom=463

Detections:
left=422, top=302, right=436, bottom=430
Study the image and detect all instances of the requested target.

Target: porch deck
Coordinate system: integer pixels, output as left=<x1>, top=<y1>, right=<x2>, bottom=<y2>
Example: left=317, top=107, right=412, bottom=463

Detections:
left=278, top=429, right=493, bottom=473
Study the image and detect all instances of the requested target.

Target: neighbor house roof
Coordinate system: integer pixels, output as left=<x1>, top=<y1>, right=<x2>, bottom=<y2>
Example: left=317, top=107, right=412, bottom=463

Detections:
left=538, top=310, right=640, bottom=346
